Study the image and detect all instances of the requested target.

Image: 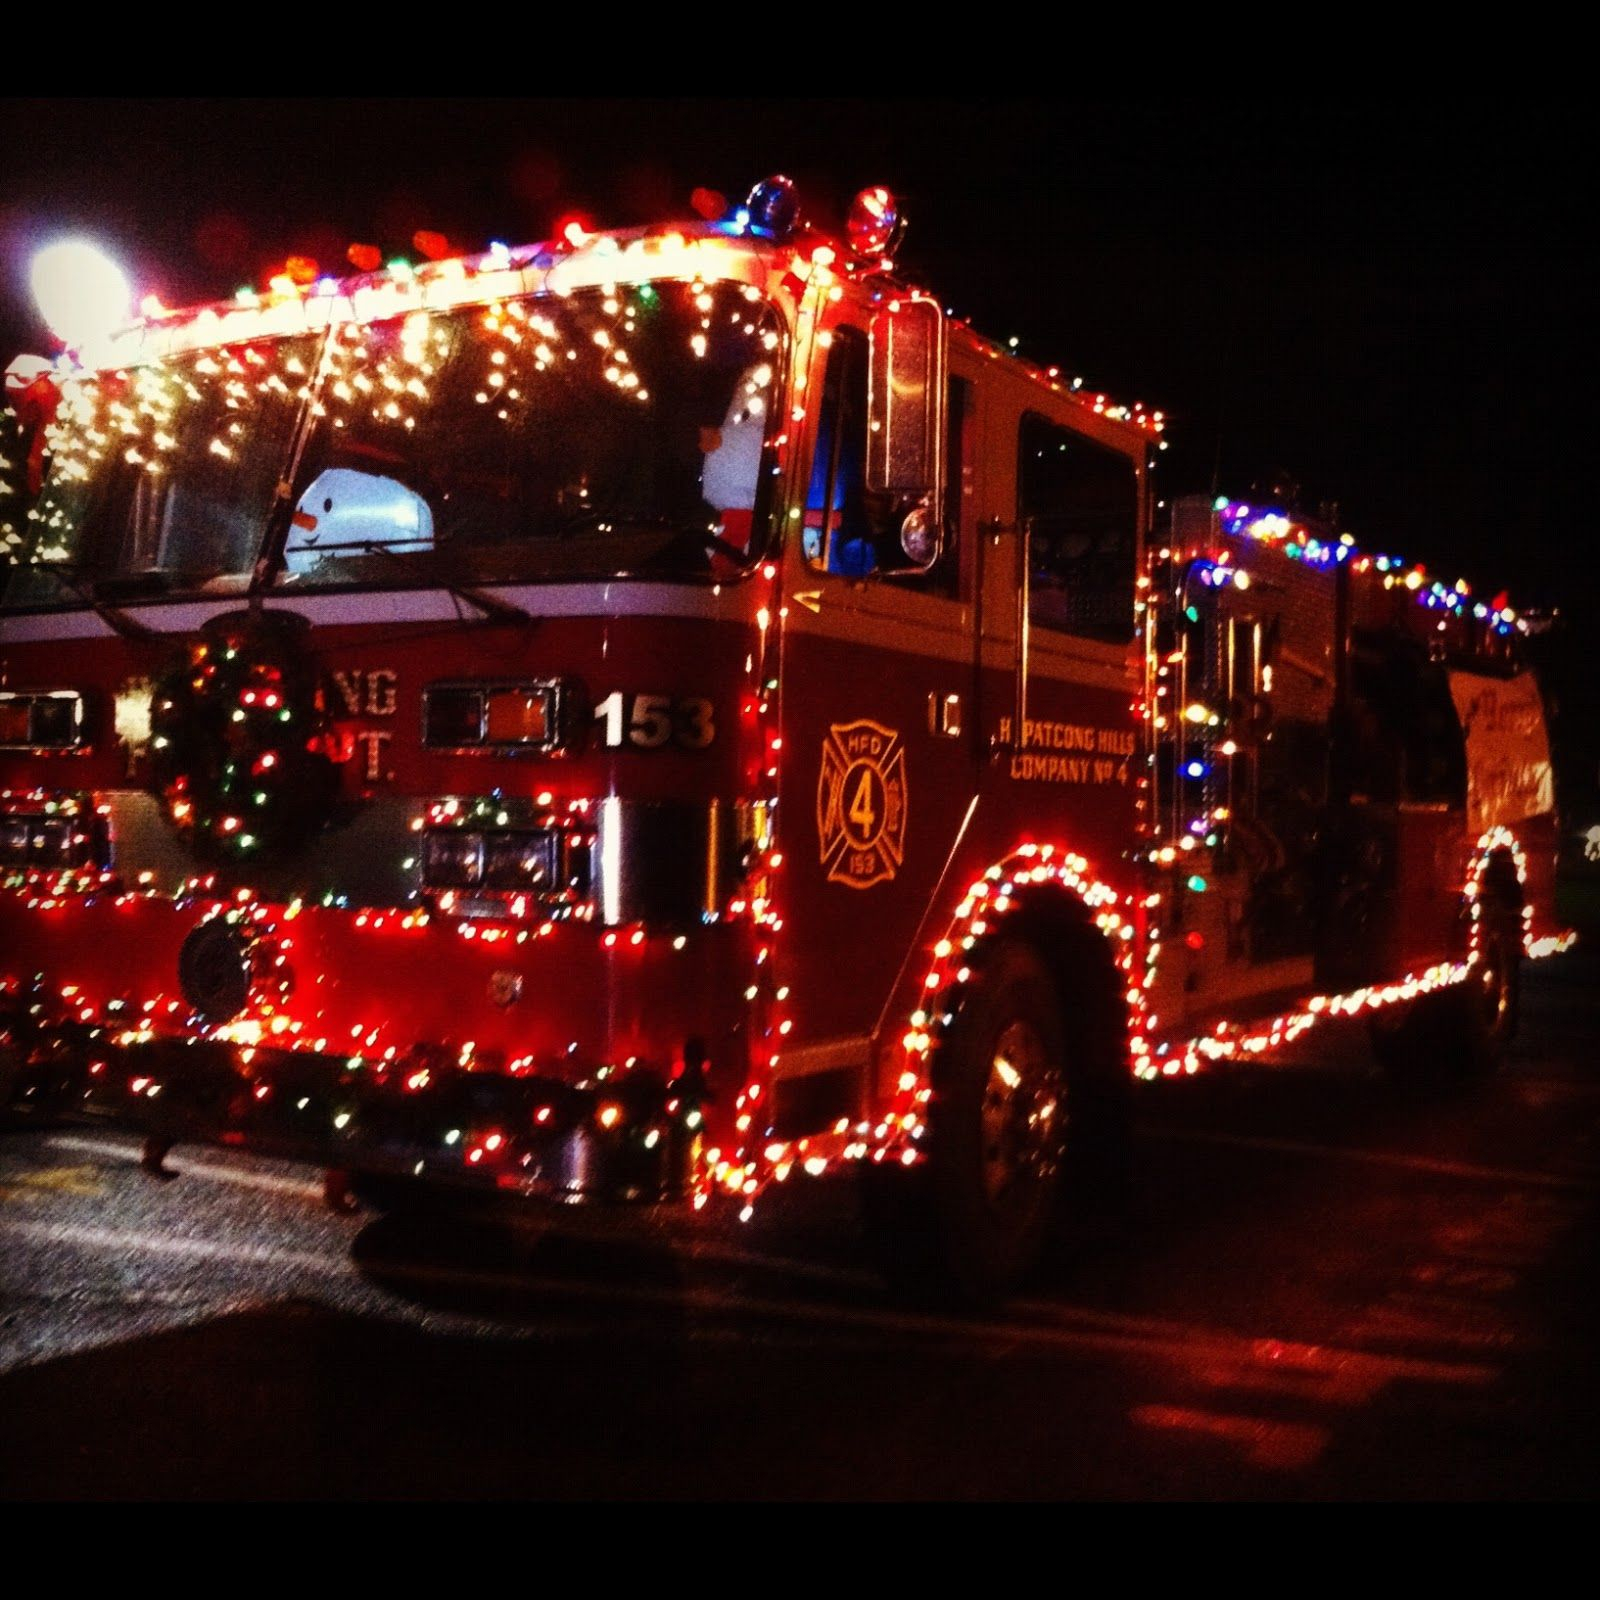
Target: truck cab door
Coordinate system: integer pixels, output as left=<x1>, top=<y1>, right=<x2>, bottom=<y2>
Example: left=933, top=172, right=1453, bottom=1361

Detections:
left=771, top=300, right=980, bottom=1132
left=976, top=402, right=1146, bottom=869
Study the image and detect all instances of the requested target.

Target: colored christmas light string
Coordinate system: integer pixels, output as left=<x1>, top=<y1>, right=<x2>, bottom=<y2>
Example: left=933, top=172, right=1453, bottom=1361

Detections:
left=0, top=216, right=1581, bottom=1221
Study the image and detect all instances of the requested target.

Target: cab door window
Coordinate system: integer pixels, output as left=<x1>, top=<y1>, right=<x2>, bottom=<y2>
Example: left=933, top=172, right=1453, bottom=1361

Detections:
left=803, top=328, right=876, bottom=576
left=803, top=328, right=951, bottom=588
left=1017, top=412, right=1138, bottom=643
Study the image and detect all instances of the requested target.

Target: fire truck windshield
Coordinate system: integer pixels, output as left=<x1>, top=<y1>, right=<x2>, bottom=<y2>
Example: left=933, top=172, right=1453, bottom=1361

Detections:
left=3, top=334, right=320, bottom=609
left=277, top=281, right=781, bottom=588
left=1, top=279, right=782, bottom=609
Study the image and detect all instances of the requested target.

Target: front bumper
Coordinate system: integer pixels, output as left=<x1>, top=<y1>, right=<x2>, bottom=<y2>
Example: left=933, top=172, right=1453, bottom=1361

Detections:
left=0, top=1022, right=707, bottom=1202
left=0, top=879, right=739, bottom=1198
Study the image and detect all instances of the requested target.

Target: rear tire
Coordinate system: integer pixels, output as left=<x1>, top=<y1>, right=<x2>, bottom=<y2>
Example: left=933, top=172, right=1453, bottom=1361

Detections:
left=861, top=940, right=1072, bottom=1305
left=1370, top=917, right=1520, bottom=1084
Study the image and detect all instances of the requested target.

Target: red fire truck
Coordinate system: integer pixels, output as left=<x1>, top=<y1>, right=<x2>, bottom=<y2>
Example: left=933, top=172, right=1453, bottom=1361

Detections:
left=0, top=179, right=1570, bottom=1300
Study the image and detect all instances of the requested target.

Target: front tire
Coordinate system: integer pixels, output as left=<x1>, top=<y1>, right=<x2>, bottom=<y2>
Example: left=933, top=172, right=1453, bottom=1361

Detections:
left=863, top=941, right=1070, bottom=1304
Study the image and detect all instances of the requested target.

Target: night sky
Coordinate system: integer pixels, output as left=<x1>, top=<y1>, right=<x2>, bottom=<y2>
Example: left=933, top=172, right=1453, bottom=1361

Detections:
left=2, top=97, right=1592, bottom=810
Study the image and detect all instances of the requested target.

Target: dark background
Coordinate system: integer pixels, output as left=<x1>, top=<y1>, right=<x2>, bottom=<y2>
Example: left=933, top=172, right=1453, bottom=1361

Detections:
left=2, top=97, right=1592, bottom=822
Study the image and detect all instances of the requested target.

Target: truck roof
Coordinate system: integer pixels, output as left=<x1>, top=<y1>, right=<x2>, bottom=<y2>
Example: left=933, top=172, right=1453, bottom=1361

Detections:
left=1194, top=495, right=1527, bottom=655
left=77, top=219, right=779, bottom=372
left=949, top=318, right=1165, bottom=444
left=54, top=215, right=1164, bottom=447
left=10, top=209, right=1528, bottom=637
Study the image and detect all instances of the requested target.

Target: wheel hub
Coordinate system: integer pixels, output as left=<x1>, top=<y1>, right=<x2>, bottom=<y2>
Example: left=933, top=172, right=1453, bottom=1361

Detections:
left=980, top=1019, right=1064, bottom=1206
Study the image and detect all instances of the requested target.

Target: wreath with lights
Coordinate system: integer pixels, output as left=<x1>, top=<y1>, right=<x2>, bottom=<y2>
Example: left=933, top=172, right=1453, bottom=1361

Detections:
left=149, top=609, right=340, bottom=863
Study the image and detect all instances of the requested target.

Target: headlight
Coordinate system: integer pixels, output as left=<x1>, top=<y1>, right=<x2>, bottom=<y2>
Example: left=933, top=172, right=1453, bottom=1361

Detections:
left=483, top=831, right=557, bottom=891
left=421, top=829, right=484, bottom=888
left=0, top=808, right=107, bottom=871
left=421, top=825, right=588, bottom=903
left=30, top=818, right=76, bottom=862
left=0, top=691, right=85, bottom=750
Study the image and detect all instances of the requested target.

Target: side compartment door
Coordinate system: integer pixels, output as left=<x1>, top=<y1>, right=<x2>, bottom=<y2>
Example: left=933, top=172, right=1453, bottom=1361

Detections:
left=1154, top=547, right=1335, bottom=1025
left=1326, top=629, right=1469, bottom=981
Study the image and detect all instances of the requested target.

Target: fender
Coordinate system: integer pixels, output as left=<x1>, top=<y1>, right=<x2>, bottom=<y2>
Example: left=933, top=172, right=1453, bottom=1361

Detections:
left=746, top=842, right=1140, bottom=1197
left=1466, top=824, right=1530, bottom=959
left=897, top=842, right=1141, bottom=1114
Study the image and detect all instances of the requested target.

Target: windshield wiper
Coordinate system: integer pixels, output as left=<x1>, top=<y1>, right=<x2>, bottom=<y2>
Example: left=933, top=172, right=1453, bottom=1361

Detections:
left=26, top=562, right=158, bottom=640
left=558, top=510, right=749, bottom=567
left=355, top=542, right=533, bottom=625
left=652, top=525, right=751, bottom=565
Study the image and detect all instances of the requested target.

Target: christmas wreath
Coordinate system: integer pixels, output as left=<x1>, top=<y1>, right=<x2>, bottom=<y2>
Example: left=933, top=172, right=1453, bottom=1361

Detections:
left=149, top=609, right=339, bottom=862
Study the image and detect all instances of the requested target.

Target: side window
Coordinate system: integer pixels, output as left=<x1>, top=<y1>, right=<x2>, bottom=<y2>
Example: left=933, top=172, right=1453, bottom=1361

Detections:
left=1017, top=412, right=1138, bottom=643
left=802, top=329, right=874, bottom=576
left=803, top=329, right=948, bottom=585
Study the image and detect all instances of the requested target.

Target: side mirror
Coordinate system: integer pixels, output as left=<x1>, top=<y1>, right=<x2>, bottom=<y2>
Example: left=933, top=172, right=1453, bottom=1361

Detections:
left=898, top=499, right=937, bottom=566
left=867, top=296, right=944, bottom=501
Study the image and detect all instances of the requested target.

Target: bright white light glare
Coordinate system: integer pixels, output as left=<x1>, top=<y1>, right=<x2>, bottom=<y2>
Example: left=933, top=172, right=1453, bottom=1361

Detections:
left=30, top=238, right=132, bottom=351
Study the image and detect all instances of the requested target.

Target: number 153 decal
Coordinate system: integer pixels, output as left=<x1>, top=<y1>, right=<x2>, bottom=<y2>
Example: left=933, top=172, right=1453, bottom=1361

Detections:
left=593, top=692, right=716, bottom=751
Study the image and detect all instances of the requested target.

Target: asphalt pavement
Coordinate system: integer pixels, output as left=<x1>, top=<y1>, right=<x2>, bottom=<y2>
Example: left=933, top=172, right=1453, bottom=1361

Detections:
left=2, top=944, right=1597, bottom=1500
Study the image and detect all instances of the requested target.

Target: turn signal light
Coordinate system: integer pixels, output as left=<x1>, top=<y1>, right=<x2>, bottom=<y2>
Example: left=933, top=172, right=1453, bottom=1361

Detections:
left=485, top=688, right=549, bottom=745
left=423, top=681, right=565, bottom=753
left=0, top=690, right=85, bottom=750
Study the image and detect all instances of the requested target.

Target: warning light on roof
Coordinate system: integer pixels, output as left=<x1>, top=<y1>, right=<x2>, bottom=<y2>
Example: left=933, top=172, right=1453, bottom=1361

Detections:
left=555, top=214, right=593, bottom=250
left=744, top=175, right=800, bottom=242
left=847, top=186, right=903, bottom=260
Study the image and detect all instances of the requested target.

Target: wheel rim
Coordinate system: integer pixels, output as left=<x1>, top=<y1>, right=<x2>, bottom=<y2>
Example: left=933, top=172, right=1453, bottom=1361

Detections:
left=980, top=1019, right=1064, bottom=1208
